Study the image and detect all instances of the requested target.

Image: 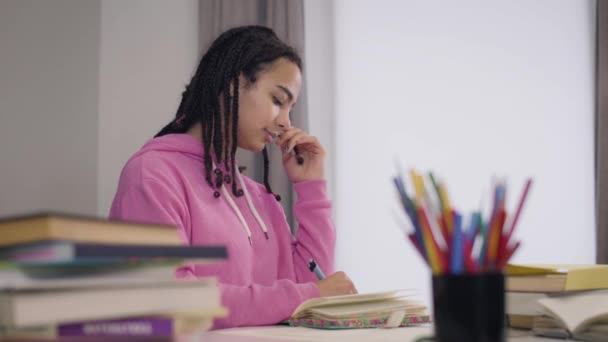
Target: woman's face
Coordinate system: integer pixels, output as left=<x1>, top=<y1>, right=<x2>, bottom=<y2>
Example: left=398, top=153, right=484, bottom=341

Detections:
left=236, top=58, right=302, bottom=152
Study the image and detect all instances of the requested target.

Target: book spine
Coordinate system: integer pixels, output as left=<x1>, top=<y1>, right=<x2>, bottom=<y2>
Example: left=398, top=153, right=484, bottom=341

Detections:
left=58, top=317, right=174, bottom=337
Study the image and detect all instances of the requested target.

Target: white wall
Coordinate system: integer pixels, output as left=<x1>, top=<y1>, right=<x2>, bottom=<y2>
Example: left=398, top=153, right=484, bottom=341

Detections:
left=0, top=0, right=332, bottom=220
left=0, top=0, right=100, bottom=217
left=0, top=0, right=199, bottom=219
left=334, top=0, right=596, bottom=305
left=304, top=0, right=336, bottom=201
left=97, top=0, right=199, bottom=216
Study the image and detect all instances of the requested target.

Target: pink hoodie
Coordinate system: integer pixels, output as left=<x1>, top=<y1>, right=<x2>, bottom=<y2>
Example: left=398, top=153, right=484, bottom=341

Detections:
left=109, top=134, right=335, bottom=329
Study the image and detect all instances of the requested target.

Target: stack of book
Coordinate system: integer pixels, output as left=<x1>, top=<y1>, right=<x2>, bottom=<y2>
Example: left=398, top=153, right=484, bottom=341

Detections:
left=506, top=264, right=608, bottom=341
left=0, top=212, right=228, bottom=340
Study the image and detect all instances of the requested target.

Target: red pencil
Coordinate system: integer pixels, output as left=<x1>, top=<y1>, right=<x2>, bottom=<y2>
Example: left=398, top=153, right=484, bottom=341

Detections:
left=495, top=211, right=509, bottom=268
left=463, top=235, right=479, bottom=273
left=504, top=179, right=533, bottom=248
left=501, top=241, right=521, bottom=268
left=488, top=208, right=507, bottom=267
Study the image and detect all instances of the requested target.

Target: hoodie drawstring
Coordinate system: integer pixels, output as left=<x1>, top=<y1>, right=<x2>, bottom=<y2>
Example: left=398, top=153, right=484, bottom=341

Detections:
left=213, top=163, right=269, bottom=246
left=236, top=168, right=270, bottom=240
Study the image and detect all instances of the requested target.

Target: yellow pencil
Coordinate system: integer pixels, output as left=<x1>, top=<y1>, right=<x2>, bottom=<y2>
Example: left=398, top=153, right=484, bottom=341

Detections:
left=418, top=207, right=442, bottom=274
left=438, top=183, right=454, bottom=234
left=410, top=169, right=426, bottom=205
left=410, top=170, right=441, bottom=273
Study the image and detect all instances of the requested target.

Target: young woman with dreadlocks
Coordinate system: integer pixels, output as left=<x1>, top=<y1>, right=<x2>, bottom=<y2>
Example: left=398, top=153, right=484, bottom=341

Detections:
left=109, top=26, right=357, bottom=329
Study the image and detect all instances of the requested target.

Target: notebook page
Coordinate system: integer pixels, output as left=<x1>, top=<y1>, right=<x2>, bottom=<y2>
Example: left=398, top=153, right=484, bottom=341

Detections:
left=291, top=289, right=416, bottom=315
left=538, top=290, right=608, bottom=333
left=307, top=300, right=422, bottom=319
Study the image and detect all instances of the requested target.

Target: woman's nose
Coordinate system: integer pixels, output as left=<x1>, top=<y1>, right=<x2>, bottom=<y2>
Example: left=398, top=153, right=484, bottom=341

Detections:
left=275, top=112, right=292, bottom=130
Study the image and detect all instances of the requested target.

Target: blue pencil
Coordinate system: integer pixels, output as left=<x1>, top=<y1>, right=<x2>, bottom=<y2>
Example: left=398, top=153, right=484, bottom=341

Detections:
left=393, top=177, right=414, bottom=221
left=465, top=212, right=476, bottom=241
left=450, top=212, right=464, bottom=274
left=393, top=176, right=426, bottom=260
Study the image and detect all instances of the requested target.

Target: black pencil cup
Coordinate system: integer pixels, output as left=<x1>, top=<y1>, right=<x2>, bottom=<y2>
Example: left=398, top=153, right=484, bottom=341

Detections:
left=432, top=273, right=505, bottom=342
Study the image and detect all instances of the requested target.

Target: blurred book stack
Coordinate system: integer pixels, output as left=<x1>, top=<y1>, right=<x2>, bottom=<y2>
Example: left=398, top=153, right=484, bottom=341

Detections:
left=0, top=212, right=228, bottom=341
left=506, top=264, right=608, bottom=341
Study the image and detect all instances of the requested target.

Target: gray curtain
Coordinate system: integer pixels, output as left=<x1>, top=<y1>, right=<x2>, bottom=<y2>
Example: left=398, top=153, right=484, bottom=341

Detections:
left=198, top=0, right=308, bottom=231
left=597, top=1, right=608, bottom=264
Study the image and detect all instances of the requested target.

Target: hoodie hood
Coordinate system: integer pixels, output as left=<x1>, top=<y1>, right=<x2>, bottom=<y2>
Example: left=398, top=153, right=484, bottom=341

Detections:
left=134, top=133, right=205, bottom=161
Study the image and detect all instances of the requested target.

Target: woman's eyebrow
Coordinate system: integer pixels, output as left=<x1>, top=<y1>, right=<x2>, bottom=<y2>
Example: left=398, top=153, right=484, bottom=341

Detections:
left=275, top=85, right=294, bottom=102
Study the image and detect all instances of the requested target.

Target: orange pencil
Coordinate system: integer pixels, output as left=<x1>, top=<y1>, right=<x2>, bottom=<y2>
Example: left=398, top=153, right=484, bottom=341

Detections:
left=488, top=210, right=506, bottom=267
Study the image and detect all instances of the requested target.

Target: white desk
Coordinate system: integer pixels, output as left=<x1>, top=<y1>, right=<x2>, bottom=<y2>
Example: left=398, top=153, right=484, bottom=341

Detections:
left=199, top=326, right=569, bottom=342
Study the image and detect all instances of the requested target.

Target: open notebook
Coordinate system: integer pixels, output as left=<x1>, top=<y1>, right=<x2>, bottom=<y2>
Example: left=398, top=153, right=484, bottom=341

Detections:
left=287, top=290, right=430, bottom=329
left=532, top=290, right=608, bottom=341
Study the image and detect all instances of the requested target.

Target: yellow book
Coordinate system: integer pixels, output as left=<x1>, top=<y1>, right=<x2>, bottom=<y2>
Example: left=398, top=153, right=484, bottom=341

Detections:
left=0, top=278, right=220, bottom=327
left=506, top=264, right=608, bottom=292
left=508, top=314, right=536, bottom=329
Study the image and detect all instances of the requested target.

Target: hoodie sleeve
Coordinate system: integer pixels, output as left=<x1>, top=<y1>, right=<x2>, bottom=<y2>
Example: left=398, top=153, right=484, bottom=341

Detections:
left=109, top=178, right=320, bottom=329
left=291, top=180, right=336, bottom=283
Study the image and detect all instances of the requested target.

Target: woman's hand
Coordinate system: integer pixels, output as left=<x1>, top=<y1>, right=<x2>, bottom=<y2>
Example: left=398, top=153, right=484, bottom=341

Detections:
left=315, top=271, right=358, bottom=297
left=275, top=127, right=325, bottom=183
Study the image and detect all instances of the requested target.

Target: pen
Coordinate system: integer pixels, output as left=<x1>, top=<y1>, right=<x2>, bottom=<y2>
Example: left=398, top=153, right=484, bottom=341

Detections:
left=271, top=133, right=304, bottom=165
left=308, top=258, right=326, bottom=280
left=292, top=146, right=304, bottom=165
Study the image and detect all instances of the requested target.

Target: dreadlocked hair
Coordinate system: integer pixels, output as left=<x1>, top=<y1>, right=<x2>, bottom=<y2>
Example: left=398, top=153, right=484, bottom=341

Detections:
left=262, top=147, right=281, bottom=201
left=155, top=26, right=302, bottom=199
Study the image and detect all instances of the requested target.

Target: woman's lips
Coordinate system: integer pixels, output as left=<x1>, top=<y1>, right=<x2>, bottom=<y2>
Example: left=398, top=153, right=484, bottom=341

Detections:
left=264, top=129, right=278, bottom=143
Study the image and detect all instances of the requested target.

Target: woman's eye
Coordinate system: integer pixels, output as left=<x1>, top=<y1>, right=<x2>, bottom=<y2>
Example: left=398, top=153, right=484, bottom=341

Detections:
left=272, top=96, right=283, bottom=106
